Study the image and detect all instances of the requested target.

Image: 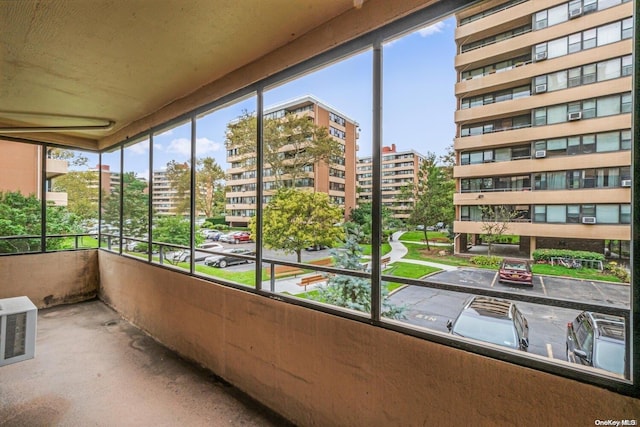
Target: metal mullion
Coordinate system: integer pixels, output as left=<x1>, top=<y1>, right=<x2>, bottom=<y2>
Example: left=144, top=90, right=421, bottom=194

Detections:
left=118, top=145, right=124, bottom=254
left=255, top=90, right=264, bottom=291
left=629, top=0, right=639, bottom=392
left=370, top=39, right=383, bottom=323
left=148, top=134, right=154, bottom=263
left=190, top=117, right=197, bottom=274
left=40, top=144, right=47, bottom=253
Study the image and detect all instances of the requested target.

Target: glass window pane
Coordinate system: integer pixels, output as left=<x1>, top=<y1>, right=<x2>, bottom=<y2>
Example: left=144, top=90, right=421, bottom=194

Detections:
left=122, top=138, right=150, bottom=257
left=548, top=71, right=567, bottom=91
left=597, top=22, right=621, bottom=46
left=548, top=37, right=568, bottom=58
left=152, top=120, right=192, bottom=271
left=547, top=4, right=568, bottom=26
left=597, top=132, right=620, bottom=152
left=597, top=95, right=621, bottom=117
left=547, top=205, right=566, bottom=222
left=597, top=58, right=621, bottom=81
left=547, top=105, right=567, bottom=124
left=0, top=140, right=43, bottom=253
left=100, top=147, right=122, bottom=252
left=195, top=95, right=257, bottom=287
left=596, top=205, right=619, bottom=223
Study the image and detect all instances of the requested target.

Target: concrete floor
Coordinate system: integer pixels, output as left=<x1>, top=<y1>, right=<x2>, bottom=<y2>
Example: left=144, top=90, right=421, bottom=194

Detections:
left=0, top=300, right=294, bottom=427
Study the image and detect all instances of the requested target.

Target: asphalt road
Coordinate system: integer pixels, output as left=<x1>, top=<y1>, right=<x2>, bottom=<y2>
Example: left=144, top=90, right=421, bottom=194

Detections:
left=388, top=268, right=630, bottom=362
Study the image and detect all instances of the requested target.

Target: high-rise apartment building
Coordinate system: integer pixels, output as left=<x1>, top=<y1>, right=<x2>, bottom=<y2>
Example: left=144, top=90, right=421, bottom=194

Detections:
left=0, top=140, right=68, bottom=206
left=453, top=0, right=632, bottom=258
left=357, top=144, right=426, bottom=221
left=225, top=95, right=358, bottom=227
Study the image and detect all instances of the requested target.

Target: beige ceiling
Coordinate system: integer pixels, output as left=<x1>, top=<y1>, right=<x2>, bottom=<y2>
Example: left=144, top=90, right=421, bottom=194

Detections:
left=1, top=0, right=417, bottom=150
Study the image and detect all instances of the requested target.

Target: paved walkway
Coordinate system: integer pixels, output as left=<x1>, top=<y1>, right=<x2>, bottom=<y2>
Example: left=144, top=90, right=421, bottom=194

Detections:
left=262, top=231, right=457, bottom=294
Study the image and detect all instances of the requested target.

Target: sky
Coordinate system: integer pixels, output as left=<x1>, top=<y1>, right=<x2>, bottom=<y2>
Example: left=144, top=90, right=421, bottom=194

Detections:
left=98, top=16, right=457, bottom=177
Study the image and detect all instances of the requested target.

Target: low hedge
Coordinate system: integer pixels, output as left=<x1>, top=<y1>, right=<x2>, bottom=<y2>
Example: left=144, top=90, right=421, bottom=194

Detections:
left=532, top=248, right=605, bottom=262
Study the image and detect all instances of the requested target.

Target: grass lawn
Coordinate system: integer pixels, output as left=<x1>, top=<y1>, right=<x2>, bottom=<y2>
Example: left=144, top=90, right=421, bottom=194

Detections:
left=399, top=231, right=450, bottom=243
left=402, top=243, right=467, bottom=266
left=56, top=236, right=99, bottom=249
left=361, top=242, right=392, bottom=256
left=383, top=261, right=441, bottom=292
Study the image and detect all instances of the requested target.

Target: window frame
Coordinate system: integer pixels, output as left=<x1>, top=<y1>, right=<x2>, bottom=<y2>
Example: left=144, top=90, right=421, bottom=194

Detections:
left=3, top=0, right=635, bottom=398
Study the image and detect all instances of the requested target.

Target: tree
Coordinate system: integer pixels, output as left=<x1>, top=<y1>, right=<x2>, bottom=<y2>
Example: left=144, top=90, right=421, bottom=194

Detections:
left=480, top=205, right=518, bottom=257
left=349, top=202, right=396, bottom=243
left=102, top=172, right=149, bottom=238
left=0, top=191, right=81, bottom=253
left=315, top=225, right=405, bottom=319
left=249, top=188, right=343, bottom=262
left=51, top=170, right=99, bottom=221
left=402, top=152, right=455, bottom=250
left=225, top=110, right=343, bottom=189
left=165, top=157, right=226, bottom=217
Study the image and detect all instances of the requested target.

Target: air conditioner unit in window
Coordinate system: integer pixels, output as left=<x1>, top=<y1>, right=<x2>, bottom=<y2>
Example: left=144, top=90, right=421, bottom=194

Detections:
left=534, top=83, right=547, bottom=94
left=535, top=150, right=547, bottom=158
left=582, top=216, right=597, bottom=224
left=569, top=7, right=583, bottom=18
left=568, top=111, right=582, bottom=121
left=621, top=179, right=632, bottom=187
left=0, top=297, right=37, bottom=367
left=535, top=51, right=547, bottom=61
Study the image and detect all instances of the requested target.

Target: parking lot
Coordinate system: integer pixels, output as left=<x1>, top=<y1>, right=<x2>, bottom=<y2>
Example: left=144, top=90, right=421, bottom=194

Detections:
left=389, top=268, right=630, bottom=361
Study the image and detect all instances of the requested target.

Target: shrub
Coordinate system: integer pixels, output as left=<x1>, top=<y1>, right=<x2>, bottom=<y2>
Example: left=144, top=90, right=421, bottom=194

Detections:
left=605, top=261, right=631, bottom=283
left=470, top=255, right=503, bottom=268
left=532, top=249, right=605, bottom=263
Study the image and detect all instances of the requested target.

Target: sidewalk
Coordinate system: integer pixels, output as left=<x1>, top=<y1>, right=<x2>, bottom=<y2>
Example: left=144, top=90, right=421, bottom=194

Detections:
left=262, top=231, right=458, bottom=294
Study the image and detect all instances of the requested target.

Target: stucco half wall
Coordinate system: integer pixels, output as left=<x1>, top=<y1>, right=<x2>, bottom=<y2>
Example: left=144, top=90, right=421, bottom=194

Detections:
left=0, top=250, right=98, bottom=307
left=98, top=251, right=640, bottom=426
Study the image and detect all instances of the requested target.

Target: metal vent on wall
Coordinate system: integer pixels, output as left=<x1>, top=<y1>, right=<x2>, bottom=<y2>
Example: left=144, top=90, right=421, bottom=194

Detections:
left=0, top=297, right=37, bottom=367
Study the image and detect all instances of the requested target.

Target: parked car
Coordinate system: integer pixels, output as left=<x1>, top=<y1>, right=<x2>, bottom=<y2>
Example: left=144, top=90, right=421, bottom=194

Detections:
left=205, top=230, right=223, bottom=241
left=220, top=231, right=252, bottom=244
left=204, top=248, right=255, bottom=268
left=498, top=258, right=533, bottom=287
left=197, top=242, right=223, bottom=251
left=171, top=249, right=218, bottom=263
left=447, top=296, right=529, bottom=351
left=566, top=311, right=626, bottom=376
left=305, top=244, right=329, bottom=251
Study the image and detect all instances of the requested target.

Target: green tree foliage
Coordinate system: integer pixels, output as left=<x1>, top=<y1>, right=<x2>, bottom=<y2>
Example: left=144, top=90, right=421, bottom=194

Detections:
left=225, top=110, right=343, bottom=188
left=153, top=215, right=201, bottom=247
left=480, top=205, right=519, bottom=257
left=249, top=188, right=343, bottom=263
left=165, top=157, right=225, bottom=217
left=315, top=225, right=405, bottom=319
left=51, top=170, right=99, bottom=221
left=102, top=172, right=149, bottom=237
left=403, top=152, right=455, bottom=250
left=348, top=202, right=396, bottom=243
left=0, top=191, right=81, bottom=253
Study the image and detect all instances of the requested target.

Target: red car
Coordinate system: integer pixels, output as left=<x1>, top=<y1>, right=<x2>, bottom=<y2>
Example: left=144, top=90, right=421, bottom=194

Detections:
left=229, top=231, right=252, bottom=244
left=498, top=258, right=533, bottom=287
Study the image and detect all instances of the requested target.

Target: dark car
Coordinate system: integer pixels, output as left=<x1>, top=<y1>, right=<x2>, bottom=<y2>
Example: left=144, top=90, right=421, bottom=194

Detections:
left=204, top=248, right=254, bottom=268
left=566, top=311, right=626, bottom=376
left=205, top=230, right=223, bottom=241
left=305, top=244, right=329, bottom=251
left=447, top=296, right=529, bottom=351
left=498, top=258, right=533, bottom=287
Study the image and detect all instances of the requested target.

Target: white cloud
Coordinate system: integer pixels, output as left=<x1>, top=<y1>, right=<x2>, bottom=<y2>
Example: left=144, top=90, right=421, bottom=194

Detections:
left=195, top=137, right=221, bottom=154
left=418, top=21, right=445, bottom=37
left=164, top=137, right=221, bottom=157
left=165, top=137, right=191, bottom=157
left=126, top=139, right=149, bottom=155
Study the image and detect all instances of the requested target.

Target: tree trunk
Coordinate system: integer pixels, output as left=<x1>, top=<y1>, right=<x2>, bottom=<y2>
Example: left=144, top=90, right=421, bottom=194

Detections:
left=297, top=249, right=302, bottom=263
left=423, top=230, right=430, bottom=250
